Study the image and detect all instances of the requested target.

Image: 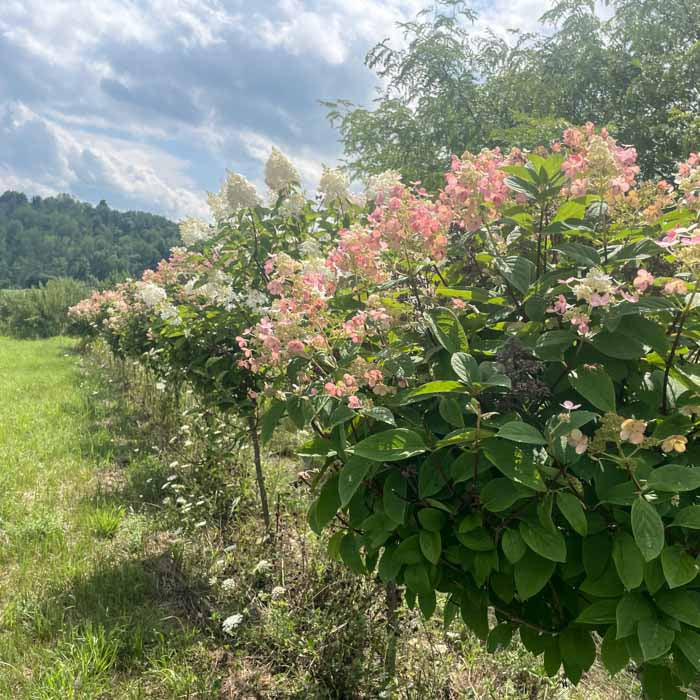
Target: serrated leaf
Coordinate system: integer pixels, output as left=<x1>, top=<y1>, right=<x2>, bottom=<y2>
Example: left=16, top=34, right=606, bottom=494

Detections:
left=671, top=505, right=700, bottom=529
left=481, top=478, right=530, bottom=512
left=557, top=492, right=588, bottom=536
left=612, top=530, right=644, bottom=591
left=568, top=366, right=616, bottom=412
left=661, top=545, right=699, bottom=589
left=451, top=352, right=478, bottom=385
left=514, top=550, right=556, bottom=599
left=349, top=428, right=427, bottom=462
left=496, top=421, right=547, bottom=445
left=645, top=465, right=700, bottom=493
left=601, top=626, right=630, bottom=676
left=419, top=530, right=441, bottom=564
left=616, top=592, right=655, bottom=639
left=632, top=497, right=665, bottom=562
left=383, top=470, right=407, bottom=524
left=637, top=618, right=675, bottom=661
left=520, top=521, right=567, bottom=562
left=338, top=457, right=372, bottom=506
left=655, top=590, right=700, bottom=628
left=502, top=528, right=528, bottom=563
left=576, top=599, right=618, bottom=624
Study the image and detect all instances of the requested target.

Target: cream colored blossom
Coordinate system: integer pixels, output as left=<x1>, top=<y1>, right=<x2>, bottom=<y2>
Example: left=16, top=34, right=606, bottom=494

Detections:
left=224, top=170, right=261, bottom=210
left=620, top=418, right=647, bottom=445
left=207, top=189, right=230, bottom=223
left=661, top=435, right=688, bottom=454
left=179, top=217, right=211, bottom=247
left=567, top=429, right=589, bottom=454
left=265, top=147, right=299, bottom=193
left=366, top=170, right=402, bottom=200
left=572, top=268, right=615, bottom=305
left=318, top=167, right=349, bottom=205
left=279, top=190, right=306, bottom=217
left=138, top=282, right=167, bottom=308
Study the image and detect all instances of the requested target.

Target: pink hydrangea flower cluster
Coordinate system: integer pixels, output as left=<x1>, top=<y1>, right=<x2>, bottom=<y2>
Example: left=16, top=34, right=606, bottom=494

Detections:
left=675, top=153, right=700, bottom=210
left=560, top=123, right=639, bottom=197
left=441, top=147, right=521, bottom=232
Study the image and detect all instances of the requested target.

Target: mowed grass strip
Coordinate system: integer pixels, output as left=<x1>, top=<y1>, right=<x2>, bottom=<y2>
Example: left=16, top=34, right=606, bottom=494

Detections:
left=0, top=338, right=217, bottom=699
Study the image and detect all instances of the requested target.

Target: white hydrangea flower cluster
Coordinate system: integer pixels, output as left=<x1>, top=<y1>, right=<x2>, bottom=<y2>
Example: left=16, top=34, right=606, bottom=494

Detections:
left=572, top=268, right=615, bottom=304
left=159, top=302, right=182, bottom=326
left=244, top=289, right=268, bottom=312
left=207, top=190, right=229, bottom=224
left=179, top=217, right=211, bottom=247
left=184, top=271, right=236, bottom=310
left=265, top=147, right=299, bottom=193
left=138, top=282, right=167, bottom=308
left=279, top=190, right=306, bottom=218
left=299, top=238, right=322, bottom=258
left=366, top=169, right=402, bottom=200
left=318, top=167, right=349, bottom=205
left=224, top=170, right=261, bottom=211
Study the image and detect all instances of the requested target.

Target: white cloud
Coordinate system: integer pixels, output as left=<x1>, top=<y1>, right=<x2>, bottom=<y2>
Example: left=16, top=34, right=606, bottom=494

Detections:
left=0, top=102, right=208, bottom=219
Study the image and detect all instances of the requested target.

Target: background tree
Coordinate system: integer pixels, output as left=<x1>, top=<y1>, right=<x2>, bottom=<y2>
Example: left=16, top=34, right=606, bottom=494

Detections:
left=325, top=0, right=700, bottom=187
left=0, top=191, right=179, bottom=288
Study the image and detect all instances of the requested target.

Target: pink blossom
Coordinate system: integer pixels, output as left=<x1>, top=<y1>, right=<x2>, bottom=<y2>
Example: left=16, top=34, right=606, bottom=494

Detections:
left=633, top=269, right=654, bottom=292
left=561, top=401, right=581, bottom=410
left=348, top=395, right=362, bottom=409
left=547, top=294, right=569, bottom=315
left=664, top=279, right=688, bottom=295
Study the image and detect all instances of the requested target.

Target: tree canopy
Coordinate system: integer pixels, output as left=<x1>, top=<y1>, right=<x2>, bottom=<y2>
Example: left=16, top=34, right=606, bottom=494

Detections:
left=325, top=0, right=700, bottom=189
left=0, top=191, right=179, bottom=288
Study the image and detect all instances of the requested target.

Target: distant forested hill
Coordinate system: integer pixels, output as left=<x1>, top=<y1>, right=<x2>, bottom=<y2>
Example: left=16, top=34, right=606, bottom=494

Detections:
left=0, top=191, right=180, bottom=288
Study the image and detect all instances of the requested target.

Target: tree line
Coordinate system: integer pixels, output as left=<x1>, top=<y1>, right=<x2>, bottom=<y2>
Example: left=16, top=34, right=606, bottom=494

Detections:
left=0, top=191, right=179, bottom=289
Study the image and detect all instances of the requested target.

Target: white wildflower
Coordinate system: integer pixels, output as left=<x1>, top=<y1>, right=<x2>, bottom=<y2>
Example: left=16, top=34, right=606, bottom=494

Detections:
left=265, top=147, right=299, bottom=193
left=221, top=578, right=237, bottom=593
left=179, top=217, right=211, bottom=247
left=253, top=559, right=273, bottom=575
left=222, top=613, right=244, bottom=635
left=366, top=170, right=402, bottom=200
left=138, top=282, right=167, bottom=308
left=318, top=167, right=349, bottom=205
left=270, top=586, right=286, bottom=599
left=224, top=170, right=261, bottom=210
left=279, top=190, right=306, bottom=217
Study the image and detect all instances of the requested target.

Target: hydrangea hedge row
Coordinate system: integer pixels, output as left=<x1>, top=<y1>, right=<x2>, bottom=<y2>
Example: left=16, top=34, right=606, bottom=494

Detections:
left=70, top=130, right=700, bottom=699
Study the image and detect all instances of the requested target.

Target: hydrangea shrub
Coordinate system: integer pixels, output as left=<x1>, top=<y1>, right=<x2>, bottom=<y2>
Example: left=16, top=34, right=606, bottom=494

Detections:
left=72, top=134, right=700, bottom=699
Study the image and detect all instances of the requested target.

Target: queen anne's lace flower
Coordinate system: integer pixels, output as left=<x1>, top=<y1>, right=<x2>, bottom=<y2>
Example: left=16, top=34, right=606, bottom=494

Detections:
left=265, top=147, right=299, bottom=193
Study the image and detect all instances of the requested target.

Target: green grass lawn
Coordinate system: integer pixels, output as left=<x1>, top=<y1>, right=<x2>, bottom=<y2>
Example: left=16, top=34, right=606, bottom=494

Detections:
left=0, top=338, right=217, bottom=699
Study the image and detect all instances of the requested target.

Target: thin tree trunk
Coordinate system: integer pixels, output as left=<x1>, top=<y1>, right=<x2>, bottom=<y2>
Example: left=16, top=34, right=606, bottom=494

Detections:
left=384, top=582, right=400, bottom=686
left=247, top=413, right=270, bottom=531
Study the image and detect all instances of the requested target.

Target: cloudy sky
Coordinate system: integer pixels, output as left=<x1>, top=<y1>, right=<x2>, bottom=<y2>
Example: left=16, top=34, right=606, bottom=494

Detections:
left=0, top=0, right=559, bottom=221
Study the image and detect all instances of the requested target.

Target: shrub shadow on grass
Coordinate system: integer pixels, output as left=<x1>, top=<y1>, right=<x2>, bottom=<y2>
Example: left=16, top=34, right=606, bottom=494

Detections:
left=11, top=551, right=216, bottom=664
